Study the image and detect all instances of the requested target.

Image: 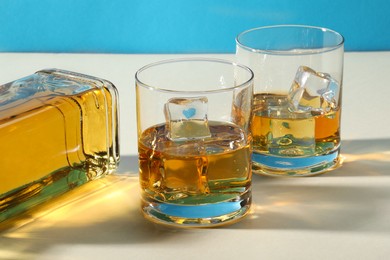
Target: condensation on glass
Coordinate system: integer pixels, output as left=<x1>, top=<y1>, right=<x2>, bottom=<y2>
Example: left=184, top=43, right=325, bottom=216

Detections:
left=0, top=69, right=120, bottom=222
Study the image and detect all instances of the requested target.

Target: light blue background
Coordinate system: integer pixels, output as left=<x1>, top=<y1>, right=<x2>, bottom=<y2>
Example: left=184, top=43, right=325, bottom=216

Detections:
left=1, top=0, right=389, bottom=53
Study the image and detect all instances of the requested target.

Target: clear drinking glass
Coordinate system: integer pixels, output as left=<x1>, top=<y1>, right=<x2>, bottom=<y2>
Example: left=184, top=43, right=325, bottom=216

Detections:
left=236, top=25, right=344, bottom=177
left=135, top=58, right=254, bottom=227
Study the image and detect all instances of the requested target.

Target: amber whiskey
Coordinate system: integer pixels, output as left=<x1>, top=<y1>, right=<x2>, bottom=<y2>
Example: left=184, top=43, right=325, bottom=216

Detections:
left=251, top=93, right=340, bottom=155
left=0, top=69, right=119, bottom=222
left=138, top=121, right=251, bottom=204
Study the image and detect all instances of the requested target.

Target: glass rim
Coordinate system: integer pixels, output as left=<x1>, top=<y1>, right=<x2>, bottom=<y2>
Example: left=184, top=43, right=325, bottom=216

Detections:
left=135, top=58, right=254, bottom=94
left=236, top=24, right=345, bottom=55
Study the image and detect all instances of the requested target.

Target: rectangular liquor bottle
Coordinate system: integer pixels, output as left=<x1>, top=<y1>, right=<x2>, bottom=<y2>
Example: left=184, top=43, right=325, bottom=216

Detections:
left=0, top=69, right=120, bottom=222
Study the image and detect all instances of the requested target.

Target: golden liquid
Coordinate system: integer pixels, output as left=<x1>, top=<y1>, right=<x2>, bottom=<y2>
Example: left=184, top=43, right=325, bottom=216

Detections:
left=252, top=93, right=340, bottom=156
left=138, top=121, right=251, bottom=204
left=0, top=87, right=118, bottom=220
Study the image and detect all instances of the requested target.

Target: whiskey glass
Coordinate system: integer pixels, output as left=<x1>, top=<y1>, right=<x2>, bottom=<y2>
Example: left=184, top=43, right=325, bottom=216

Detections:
left=236, top=25, right=344, bottom=176
left=135, top=58, right=253, bottom=227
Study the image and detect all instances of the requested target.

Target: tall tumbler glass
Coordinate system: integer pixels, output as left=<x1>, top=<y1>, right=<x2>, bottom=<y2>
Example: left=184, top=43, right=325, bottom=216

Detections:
left=236, top=25, right=344, bottom=177
left=135, top=58, right=254, bottom=227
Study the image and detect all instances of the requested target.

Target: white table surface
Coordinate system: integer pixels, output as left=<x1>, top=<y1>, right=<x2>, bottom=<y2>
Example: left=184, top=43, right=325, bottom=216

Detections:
left=1, top=52, right=390, bottom=260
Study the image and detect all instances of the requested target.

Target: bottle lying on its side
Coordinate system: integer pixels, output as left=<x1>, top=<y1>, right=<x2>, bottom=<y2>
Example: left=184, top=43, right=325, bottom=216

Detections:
left=0, top=69, right=120, bottom=222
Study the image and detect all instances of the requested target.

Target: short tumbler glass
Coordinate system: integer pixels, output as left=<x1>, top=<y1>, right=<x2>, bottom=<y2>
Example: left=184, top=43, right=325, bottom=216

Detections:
left=135, top=58, right=254, bottom=227
left=236, top=25, right=344, bottom=177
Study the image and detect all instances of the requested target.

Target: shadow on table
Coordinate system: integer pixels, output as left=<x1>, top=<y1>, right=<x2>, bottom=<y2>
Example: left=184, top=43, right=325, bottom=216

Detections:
left=0, top=139, right=389, bottom=258
left=230, top=138, right=390, bottom=230
left=326, top=138, right=390, bottom=177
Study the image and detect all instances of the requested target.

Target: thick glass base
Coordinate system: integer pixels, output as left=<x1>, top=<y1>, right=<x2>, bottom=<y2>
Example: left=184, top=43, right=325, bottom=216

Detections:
left=252, top=148, right=341, bottom=177
left=141, top=189, right=251, bottom=228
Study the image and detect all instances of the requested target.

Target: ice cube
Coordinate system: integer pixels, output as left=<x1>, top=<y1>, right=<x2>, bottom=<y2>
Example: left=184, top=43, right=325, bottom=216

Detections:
left=164, top=97, right=211, bottom=141
left=266, top=105, right=316, bottom=156
left=288, top=66, right=340, bottom=114
left=163, top=142, right=209, bottom=195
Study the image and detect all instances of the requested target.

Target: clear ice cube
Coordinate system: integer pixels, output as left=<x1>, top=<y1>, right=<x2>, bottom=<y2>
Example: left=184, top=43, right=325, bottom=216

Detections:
left=164, top=97, right=211, bottom=141
left=288, top=66, right=340, bottom=114
left=266, top=104, right=316, bottom=156
left=163, top=142, right=209, bottom=195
